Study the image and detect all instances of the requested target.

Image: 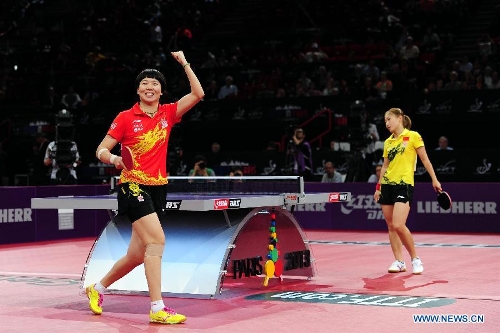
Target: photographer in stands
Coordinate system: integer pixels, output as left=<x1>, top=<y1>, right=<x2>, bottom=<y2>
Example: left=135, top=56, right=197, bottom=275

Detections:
left=43, top=110, right=81, bottom=185
left=188, top=155, right=216, bottom=181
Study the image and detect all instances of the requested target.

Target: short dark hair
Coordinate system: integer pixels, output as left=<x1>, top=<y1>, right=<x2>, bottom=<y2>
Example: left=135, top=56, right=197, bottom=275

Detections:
left=193, top=155, right=206, bottom=164
left=135, top=69, right=166, bottom=90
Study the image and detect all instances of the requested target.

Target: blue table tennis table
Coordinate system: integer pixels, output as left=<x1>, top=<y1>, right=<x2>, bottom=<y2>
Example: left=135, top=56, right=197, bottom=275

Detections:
left=31, top=177, right=351, bottom=298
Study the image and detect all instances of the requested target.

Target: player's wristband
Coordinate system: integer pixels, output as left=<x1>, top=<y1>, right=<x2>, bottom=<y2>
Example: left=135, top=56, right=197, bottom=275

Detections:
left=109, top=154, right=117, bottom=164
left=182, top=62, right=190, bottom=68
left=97, top=148, right=109, bottom=161
left=376, top=183, right=381, bottom=192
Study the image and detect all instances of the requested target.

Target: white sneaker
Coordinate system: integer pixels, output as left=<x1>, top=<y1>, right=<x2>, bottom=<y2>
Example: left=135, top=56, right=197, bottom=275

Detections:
left=412, top=257, right=424, bottom=274
left=388, top=260, right=406, bottom=273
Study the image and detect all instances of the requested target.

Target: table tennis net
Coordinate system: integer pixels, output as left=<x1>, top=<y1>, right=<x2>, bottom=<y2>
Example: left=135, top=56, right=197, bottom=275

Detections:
left=112, top=176, right=304, bottom=195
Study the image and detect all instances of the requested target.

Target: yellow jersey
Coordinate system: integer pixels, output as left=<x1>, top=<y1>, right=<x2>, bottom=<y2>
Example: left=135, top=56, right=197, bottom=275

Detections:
left=382, top=128, right=424, bottom=186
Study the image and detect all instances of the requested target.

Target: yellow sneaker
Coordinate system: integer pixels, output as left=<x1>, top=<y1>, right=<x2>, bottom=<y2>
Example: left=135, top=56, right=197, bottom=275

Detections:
left=85, top=284, right=103, bottom=315
left=150, top=307, right=186, bottom=324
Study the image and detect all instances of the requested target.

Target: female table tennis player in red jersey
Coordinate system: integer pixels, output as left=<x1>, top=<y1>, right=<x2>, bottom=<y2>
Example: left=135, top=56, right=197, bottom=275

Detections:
left=374, top=108, right=442, bottom=275
left=87, top=51, right=204, bottom=324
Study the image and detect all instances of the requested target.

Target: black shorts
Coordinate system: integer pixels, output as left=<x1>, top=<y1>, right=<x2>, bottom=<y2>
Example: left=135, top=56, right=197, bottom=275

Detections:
left=378, top=184, right=414, bottom=205
left=117, top=182, right=167, bottom=222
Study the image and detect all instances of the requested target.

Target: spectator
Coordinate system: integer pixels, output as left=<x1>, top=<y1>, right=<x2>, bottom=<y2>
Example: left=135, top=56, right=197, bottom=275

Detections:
left=486, top=71, right=500, bottom=89
left=359, top=77, right=379, bottom=102
left=61, top=86, right=82, bottom=109
left=399, top=36, right=420, bottom=63
left=368, top=164, right=382, bottom=183
left=421, top=27, right=441, bottom=53
left=218, top=76, right=238, bottom=99
left=443, top=71, right=462, bottom=90
left=188, top=155, right=216, bottom=181
left=483, top=67, right=494, bottom=87
left=477, top=33, right=494, bottom=57
left=375, top=71, right=393, bottom=99
left=229, top=166, right=244, bottom=177
left=31, top=132, right=51, bottom=185
left=204, top=80, right=219, bottom=101
left=321, top=161, right=344, bottom=183
left=211, top=142, right=220, bottom=154
left=208, top=141, right=223, bottom=165
left=436, top=136, right=453, bottom=151
left=304, top=43, right=328, bottom=63
left=291, top=128, right=313, bottom=177
left=362, top=112, right=381, bottom=168
left=43, top=137, right=81, bottom=185
left=363, top=60, right=381, bottom=83
left=458, top=56, right=473, bottom=76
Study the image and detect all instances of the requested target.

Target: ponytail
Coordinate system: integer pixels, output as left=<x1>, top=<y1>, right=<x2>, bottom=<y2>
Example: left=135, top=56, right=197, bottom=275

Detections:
left=386, top=107, right=412, bottom=129
left=403, top=115, right=412, bottom=129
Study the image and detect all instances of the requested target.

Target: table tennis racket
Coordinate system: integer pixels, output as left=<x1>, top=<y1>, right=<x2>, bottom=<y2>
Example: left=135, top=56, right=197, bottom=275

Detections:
left=437, top=191, right=452, bottom=210
left=121, top=145, right=134, bottom=170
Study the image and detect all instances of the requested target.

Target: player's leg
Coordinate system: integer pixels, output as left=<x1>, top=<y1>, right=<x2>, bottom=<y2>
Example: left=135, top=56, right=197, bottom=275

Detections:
left=101, top=228, right=146, bottom=286
left=390, top=201, right=414, bottom=257
left=391, top=185, right=423, bottom=274
left=133, top=213, right=186, bottom=324
left=391, top=201, right=423, bottom=274
left=381, top=204, right=406, bottom=272
left=85, top=224, right=145, bottom=315
left=132, top=213, right=165, bottom=301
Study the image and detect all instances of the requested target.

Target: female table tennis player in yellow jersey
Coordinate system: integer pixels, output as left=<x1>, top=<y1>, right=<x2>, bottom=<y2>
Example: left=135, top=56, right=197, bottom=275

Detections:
left=374, top=108, right=442, bottom=275
left=86, top=51, right=204, bottom=324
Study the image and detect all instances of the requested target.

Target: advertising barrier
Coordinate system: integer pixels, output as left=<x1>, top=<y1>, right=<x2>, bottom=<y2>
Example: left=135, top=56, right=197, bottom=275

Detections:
left=0, top=185, right=110, bottom=244
left=294, top=182, right=499, bottom=233
left=0, top=182, right=498, bottom=245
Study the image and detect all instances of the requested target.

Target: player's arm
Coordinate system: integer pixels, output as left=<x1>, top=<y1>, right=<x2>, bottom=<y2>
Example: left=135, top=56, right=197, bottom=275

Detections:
left=374, top=157, right=389, bottom=202
left=171, top=51, right=205, bottom=118
left=416, top=146, right=442, bottom=192
left=379, top=158, right=389, bottom=183
left=96, top=135, right=121, bottom=167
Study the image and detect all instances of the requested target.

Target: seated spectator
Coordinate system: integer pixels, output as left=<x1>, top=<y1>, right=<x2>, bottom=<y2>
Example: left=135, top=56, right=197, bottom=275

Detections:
left=321, top=161, right=344, bottom=183
left=443, top=71, right=462, bottom=90
left=304, top=43, right=328, bottom=63
left=188, top=155, right=216, bottom=181
left=218, top=76, right=238, bottom=99
left=204, top=80, right=219, bottom=101
left=375, top=71, right=393, bottom=99
left=436, top=136, right=454, bottom=151
left=61, top=86, right=82, bottom=109
left=421, top=27, right=441, bottom=53
left=486, top=71, right=500, bottom=89
left=229, top=166, right=244, bottom=177
left=367, top=164, right=382, bottom=183
left=399, top=36, right=420, bottom=63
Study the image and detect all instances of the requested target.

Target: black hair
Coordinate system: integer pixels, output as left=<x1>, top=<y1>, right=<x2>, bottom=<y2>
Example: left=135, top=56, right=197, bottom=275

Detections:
left=135, top=69, right=167, bottom=91
left=193, top=154, right=206, bottom=163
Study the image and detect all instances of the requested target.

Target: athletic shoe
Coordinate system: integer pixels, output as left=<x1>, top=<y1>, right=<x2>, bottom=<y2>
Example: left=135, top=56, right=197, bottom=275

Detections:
left=412, top=257, right=424, bottom=275
left=85, top=284, right=103, bottom=315
left=388, top=260, right=406, bottom=273
left=150, top=307, right=187, bottom=324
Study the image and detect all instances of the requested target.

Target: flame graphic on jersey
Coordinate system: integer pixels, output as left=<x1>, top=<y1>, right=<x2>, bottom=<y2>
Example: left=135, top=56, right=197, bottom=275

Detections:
left=120, top=124, right=168, bottom=185
left=134, top=124, right=167, bottom=156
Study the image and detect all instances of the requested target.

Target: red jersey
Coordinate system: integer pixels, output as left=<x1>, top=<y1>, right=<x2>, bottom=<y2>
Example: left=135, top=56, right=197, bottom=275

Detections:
left=108, top=102, right=180, bottom=185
